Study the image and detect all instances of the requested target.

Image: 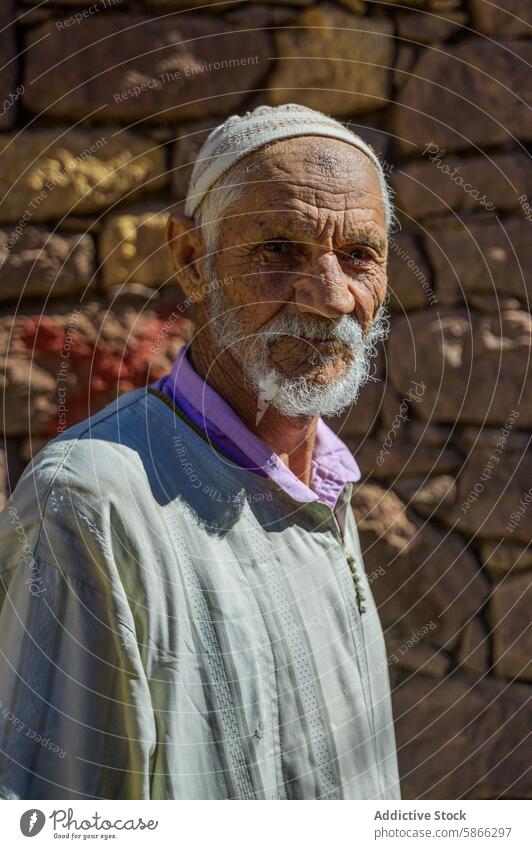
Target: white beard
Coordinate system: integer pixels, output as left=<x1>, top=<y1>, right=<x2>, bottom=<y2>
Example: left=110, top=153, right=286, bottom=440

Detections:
left=203, top=277, right=389, bottom=419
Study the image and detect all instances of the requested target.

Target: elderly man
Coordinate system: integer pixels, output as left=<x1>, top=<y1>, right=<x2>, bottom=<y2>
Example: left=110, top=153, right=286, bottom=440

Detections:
left=0, top=104, right=399, bottom=800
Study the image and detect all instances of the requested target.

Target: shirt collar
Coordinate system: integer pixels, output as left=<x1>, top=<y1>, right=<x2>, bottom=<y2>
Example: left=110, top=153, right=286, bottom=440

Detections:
left=163, top=344, right=361, bottom=509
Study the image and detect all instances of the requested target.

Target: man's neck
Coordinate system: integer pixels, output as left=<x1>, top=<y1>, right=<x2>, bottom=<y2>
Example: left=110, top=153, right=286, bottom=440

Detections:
left=189, top=333, right=319, bottom=488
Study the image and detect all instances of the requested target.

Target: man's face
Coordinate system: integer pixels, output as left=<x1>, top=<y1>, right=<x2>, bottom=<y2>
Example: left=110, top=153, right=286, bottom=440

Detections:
left=202, top=136, right=389, bottom=417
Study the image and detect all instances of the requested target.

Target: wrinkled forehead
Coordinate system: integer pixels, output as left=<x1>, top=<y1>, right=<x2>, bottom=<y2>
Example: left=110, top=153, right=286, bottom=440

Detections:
left=220, top=136, right=387, bottom=233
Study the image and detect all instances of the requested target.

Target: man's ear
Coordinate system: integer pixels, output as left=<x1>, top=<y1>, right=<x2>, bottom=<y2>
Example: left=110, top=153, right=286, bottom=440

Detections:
left=166, top=211, right=208, bottom=302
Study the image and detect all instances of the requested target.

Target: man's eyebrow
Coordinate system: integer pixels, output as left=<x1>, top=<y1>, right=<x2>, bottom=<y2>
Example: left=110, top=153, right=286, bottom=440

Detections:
left=246, top=216, right=387, bottom=251
left=247, top=218, right=316, bottom=239
left=342, top=233, right=387, bottom=252
left=341, top=222, right=387, bottom=250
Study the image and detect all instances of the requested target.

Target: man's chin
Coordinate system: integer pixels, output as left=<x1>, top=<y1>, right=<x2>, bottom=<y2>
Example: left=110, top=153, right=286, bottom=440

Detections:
left=252, top=361, right=362, bottom=419
left=267, top=351, right=353, bottom=383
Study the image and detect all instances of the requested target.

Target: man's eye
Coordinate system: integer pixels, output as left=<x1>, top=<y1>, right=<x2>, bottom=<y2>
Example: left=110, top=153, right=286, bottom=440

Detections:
left=263, top=239, right=289, bottom=254
left=347, top=247, right=370, bottom=263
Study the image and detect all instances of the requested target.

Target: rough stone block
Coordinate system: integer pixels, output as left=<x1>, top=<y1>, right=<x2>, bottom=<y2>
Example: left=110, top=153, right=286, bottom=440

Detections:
left=471, top=0, right=532, bottom=37
left=457, top=618, right=490, bottom=676
left=392, top=151, right=532, bottom=220
left=441, top=447, right=532, bottom=545
left=479, top=540, right=532, bottom=578
left=0, top=303, right=192, bottom=436
left=0, top=1, right=17, bottom=131
left=388, top=232, right=435, bottom=311
left=0, top=228, right=95, bottom=301
left=489, top=573, right=532, bottom=682
left=100, top=209, right=177, bottom=291
left=393, top=39, right=532, bottom=154
left=24, top=14, right=272, bottom=123
left=426, top=216, right=531, bottom=305
left=0, top=129, right=166, bottom=225
left=352, top=483, right=488, bottom=650
left=394, top=675, right=532, bottom=798
left=388, top=309, right=532, bottom=427
left=268, top=6, right=394, bottom=115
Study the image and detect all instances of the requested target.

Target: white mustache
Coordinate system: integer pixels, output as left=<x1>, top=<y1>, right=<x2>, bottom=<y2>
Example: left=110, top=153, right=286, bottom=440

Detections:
left=259, top=313, right=362, bottom=349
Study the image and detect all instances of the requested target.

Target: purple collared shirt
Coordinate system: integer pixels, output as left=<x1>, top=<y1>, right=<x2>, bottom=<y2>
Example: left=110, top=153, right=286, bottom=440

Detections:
left=151, top=344, right=361, bottom=510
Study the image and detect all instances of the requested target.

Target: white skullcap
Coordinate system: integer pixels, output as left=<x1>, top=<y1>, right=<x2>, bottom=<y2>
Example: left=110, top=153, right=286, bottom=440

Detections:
left=184, top=103, right=383, bottom=218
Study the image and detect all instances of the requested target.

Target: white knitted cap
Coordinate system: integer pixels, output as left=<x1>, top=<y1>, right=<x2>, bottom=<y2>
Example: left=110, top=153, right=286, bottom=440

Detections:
left=184, top=103, right=383, bottom=218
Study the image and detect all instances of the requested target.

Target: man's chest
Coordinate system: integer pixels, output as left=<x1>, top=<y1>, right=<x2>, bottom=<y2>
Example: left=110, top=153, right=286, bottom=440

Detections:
left=124, top=498, right=394, bottom=799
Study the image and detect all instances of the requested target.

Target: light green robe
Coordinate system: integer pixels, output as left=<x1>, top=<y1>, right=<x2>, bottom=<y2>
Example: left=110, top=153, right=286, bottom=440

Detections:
left=0, top=387, right=400, bottom=799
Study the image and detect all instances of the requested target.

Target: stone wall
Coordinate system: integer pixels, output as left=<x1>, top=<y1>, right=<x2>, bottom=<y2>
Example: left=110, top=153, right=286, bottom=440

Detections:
left=1, top=0, right=530, bottom=799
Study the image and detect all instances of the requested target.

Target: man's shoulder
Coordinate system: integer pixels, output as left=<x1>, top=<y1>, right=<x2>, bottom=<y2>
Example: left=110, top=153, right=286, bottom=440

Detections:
left=1, top=384, right=227, bottom=559
left=0, top=388, right=168, bottom=581
left=52, top=386, right=149, bottom=448
left=7, top=384, right=211, bottom=519
left=22, top=387, right=150, bottom=492
left=4, top=387, right=176, bottom=540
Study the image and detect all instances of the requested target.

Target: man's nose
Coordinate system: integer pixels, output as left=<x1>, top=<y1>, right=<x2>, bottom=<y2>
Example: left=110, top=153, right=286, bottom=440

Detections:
left=292, top=252, right=355, bottom=319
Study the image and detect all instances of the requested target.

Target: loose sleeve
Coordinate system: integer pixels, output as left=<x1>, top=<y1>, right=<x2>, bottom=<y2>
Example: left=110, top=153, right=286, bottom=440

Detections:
left=0, top=450, right=157, bottom=800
